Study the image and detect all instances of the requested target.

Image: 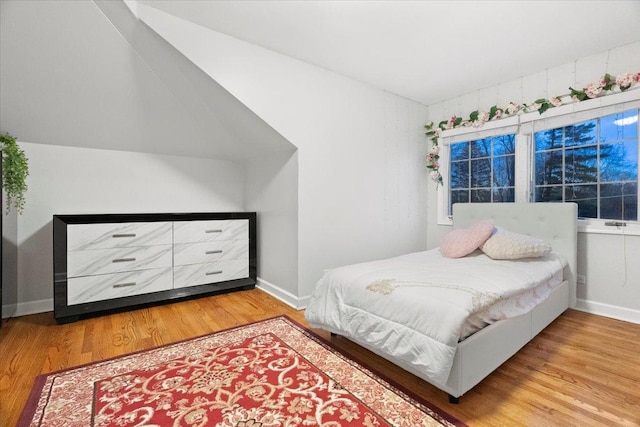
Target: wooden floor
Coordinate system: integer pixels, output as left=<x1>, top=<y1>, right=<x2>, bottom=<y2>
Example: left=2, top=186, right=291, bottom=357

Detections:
left=1, top=288, right=639, bottom=427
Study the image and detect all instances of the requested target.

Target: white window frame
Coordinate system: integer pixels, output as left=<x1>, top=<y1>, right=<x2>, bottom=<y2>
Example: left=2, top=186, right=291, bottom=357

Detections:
left=436, top=89, right=640, bottom=236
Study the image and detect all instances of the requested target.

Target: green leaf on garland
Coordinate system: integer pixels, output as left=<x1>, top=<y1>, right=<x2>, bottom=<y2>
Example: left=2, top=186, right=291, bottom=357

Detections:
left=569, top=87, right=587, bottom=101
left=489, top=105, right=498, bottom=120
left=454, top=117, right=462, bottom=127
left=469, top=110, right=479, bottom=121
left=438, top=120, right=447, bottom=130
left=538, top=102, right=551, bottom=114
left=603, top=73, right=614, bottom=91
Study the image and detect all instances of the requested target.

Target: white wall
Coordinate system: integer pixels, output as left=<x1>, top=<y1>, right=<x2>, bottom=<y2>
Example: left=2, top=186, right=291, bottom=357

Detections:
left=0, top=0, right=294, bottom=162
left=4, top=142, right=245, bottom=317
left=137, top=4, right=430, bottom=302
left=245, top=152, right=299, bottom=303
left=425, top=41, right=640, bottom=323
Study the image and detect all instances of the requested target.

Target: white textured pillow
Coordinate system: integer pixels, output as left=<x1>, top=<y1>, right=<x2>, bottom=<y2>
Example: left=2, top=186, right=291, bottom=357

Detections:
left=480, top=226, right=551, bottom=260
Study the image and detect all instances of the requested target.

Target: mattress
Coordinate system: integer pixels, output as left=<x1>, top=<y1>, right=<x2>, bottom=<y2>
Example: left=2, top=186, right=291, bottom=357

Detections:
left=304, top=248, right=567, bottom=384
left=460, top=267, right=564, bottom=339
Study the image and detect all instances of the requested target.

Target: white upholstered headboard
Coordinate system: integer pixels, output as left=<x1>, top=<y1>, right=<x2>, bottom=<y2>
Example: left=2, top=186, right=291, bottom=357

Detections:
left=452, top=202, right=578, bottom=307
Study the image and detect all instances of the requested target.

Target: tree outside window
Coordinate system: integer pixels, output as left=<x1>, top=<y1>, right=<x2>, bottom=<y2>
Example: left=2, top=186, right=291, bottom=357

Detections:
left=534, top=109, right=638, bottom=220
left=449, top=134, right=516, bottom=215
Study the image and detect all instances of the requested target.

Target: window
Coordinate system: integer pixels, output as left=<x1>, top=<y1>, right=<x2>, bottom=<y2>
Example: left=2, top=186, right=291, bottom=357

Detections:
left=437, top=92, right=640, bottom=229
left=449, top=134, right=515, bottom=215
left=534, top=109, right=638, bottom=220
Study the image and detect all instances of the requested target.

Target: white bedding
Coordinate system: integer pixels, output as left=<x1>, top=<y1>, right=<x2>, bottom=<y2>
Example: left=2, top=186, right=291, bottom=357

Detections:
left=304, top=248, right=566, bottom=385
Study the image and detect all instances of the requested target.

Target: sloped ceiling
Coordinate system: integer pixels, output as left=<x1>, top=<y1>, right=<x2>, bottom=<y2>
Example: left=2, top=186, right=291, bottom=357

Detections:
left=138, top=0, right=640, bottom=106
left=0, top=0, right=294, bottom=160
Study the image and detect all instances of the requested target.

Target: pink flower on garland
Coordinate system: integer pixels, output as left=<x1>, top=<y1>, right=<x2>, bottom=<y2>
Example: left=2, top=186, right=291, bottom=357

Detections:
left=616, top=72, right=635, bottom=90
left=445, top=116, right=457, bottom=130
left=528, top=102, right=542, bottom=112
left=474, top=111, right=490, bottom=127
left=550, top=97, right=562, bottom=107
left=506, top=102, right=520, bottom=115
left=585, top=78, right=606, bottom=98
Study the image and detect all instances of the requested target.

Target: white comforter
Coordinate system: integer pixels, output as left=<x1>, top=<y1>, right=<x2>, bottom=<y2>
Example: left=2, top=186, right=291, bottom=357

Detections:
left=304, top=249, right=566, bottom=385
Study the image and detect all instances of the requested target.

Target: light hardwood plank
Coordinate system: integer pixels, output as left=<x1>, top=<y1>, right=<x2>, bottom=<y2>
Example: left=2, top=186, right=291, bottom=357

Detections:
left=0, top=289, right=638, bottom=426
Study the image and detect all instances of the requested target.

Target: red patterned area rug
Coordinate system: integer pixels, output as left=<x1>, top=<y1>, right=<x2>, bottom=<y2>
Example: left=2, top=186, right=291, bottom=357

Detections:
left=19, top=316, right=466, bottom=427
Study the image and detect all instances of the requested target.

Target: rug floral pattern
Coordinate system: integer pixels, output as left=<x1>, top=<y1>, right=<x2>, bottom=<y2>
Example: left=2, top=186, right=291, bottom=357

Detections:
left=22, top=317, right=462, bottom=427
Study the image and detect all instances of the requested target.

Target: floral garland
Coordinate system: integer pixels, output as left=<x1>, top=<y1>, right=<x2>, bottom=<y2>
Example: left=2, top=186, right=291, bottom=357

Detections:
left=424, top=71, right=640, bottom=184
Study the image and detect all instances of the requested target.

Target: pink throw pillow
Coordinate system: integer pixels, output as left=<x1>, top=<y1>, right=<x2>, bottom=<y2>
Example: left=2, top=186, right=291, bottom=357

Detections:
left=440, top=220, right=495, bottom=258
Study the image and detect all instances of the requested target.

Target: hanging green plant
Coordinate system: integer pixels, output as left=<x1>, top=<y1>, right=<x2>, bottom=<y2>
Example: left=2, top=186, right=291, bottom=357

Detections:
left=0, top=132, right=29, bottom=214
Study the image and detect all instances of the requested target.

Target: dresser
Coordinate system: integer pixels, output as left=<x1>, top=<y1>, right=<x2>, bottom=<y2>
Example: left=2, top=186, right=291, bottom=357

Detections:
left=53, top=212, right=256, bottom=323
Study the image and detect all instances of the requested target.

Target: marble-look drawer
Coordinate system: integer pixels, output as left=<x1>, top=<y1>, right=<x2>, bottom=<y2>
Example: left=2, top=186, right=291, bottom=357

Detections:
left=173, top=240, right=249, bottom=266
left=68, top=222, right=172, bottom=251
left=173, top=260, right=248, bottom=288
left=173, top=220, right=248, bottom=244
left=67, top=267, right=173, bottom=305
left=67, top=245, right=173, bottom=278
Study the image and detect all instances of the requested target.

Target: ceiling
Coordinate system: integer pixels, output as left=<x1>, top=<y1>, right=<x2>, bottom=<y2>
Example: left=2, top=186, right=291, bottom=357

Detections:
left=138, top=0, right=640, bottom=106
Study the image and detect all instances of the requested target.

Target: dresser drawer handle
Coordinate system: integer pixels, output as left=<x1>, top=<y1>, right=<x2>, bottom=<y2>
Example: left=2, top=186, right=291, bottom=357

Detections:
left=205, top=250, right=223, bottom=255
left=205, top=229, right=223, bottom=233
left=205, top=270, right=223, bottom=275
left=113, top=282, right=136, bottom=288
left=112, top=257, right=136, bottom=263
left=112, top=233, right=136, bottom=238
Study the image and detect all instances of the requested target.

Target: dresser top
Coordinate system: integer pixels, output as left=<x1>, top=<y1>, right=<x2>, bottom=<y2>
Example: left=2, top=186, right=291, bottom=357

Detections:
left=53, top=212, right=256, bottom=224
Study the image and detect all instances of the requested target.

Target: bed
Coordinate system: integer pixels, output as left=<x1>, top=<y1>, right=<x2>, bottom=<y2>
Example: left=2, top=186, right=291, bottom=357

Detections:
left=304, top=202, right=577, bottom=402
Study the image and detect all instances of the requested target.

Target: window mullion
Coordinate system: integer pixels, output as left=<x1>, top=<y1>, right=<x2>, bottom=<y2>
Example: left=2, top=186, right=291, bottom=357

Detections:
left=515, top=133, right=531, bottom=203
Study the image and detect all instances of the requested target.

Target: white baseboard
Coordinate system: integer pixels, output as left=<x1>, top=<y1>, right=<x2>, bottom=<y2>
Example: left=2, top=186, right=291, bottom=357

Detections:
left=255, top=278, right=309, bottom=310
left=2, top=298, right=53, bottom=319
left=8, top=292, right=636, bottom=326
left=574, top=298, right=640, bottom=324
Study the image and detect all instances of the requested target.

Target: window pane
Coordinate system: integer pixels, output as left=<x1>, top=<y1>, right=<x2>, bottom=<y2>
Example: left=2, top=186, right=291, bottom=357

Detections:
left=535, top=185, right=563, bottom=202
left=600, top=182, right=638, bottom=221
left=535, top=128, right=563, bottom=151
left=450, top=142, right=469, bottom=161
left=624, top=183, right=638, bottom=221
left=450, top=161, right=469, bottom=189
left=450, top=190, right=469, bottom=205
left=565, top=184, right=597, bottom=218
left=493, top=155, right=515, bottom=187
left=600, top=110, right=638, bottom=142
left=471, top=189, right=491, bottom=202
left=450, top=190, right=469, bottom=216
left=471, top=158, right=491, bottom=187
left=448, top=133, right=516, bottom=216
left=493, top=187, right=514, bottom=202
left=534, top=108, right=638, bottom=220
left=565, top=120, right=596, bottom=147
left=470, top=138, right=491, bottom=158
left=565, top=147, right=597, bottom=184
left=600, top=141, right=638, bottom=182
left=535, top=151, right=563, bottom=185
left=493, top=135, right=515, bottom=156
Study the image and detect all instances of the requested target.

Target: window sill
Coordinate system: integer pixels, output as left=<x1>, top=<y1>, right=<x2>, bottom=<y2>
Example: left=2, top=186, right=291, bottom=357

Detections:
left=439, top=218, right=640, bottom=235
left=578, top=221, right=640, bottom=236
left=437, top=217, right=453, bottom=227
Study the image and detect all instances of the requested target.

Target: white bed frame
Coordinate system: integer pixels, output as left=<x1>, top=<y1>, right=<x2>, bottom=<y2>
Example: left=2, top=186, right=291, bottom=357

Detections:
left=334, top=203, right=578, bottom=402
